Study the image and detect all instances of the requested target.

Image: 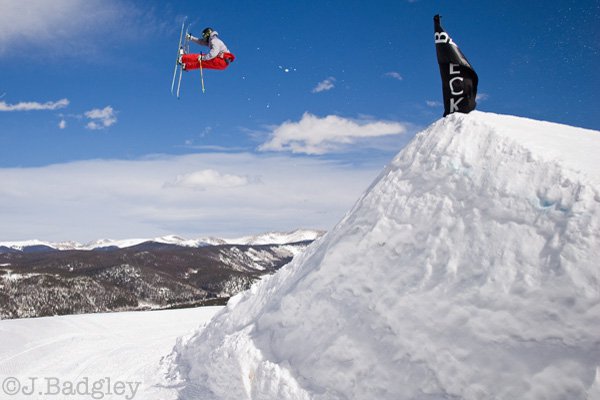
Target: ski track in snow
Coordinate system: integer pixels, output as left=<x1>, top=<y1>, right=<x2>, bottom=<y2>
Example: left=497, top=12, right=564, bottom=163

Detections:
left=0, top=307, right=222, bottom=400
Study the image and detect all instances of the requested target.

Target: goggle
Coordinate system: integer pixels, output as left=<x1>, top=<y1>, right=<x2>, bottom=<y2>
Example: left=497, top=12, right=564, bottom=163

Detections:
left=202, top=31, right=211, bottom=39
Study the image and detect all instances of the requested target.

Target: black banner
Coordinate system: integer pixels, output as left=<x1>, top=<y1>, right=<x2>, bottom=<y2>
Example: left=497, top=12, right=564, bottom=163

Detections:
left=434, top=15, right=478, bottom=117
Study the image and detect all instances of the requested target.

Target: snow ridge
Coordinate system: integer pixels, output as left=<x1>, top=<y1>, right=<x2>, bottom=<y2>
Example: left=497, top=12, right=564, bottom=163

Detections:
left=170, top=112, right=600, bottom=400
left=0, top=229, right=323, bottom=251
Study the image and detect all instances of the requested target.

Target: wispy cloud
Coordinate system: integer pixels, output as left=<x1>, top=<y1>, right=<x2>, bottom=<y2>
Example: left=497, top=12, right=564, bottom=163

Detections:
left=259, top=113, right=408, bottom=155
left=181, top=144, right=250, bottom=152
left=85, top=106, right=117, bottom=130
left=312, top=77, right=336, bottom=93
left=0, top=98, right=69, bottom=112
left=0, top=0, right=152, bottom=58
left=384, top=72, right=403, bottom=81
left=58, top=119, right=67, bottom=129
left=169, top=169, right=250, bottom=190
left=426, top=100, right=442, bottom=107
left=476, top=93, right=490, bottom=102
left=0, top=153, right=381, bottom=242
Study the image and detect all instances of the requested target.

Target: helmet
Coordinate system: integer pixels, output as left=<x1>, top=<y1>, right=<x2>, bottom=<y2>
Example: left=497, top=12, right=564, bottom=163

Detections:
left=202, top=27, right=213, bottom=40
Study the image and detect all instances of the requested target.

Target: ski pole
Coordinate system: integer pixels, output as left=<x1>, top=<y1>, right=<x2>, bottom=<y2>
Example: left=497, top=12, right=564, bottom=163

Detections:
left=199, top=53, right=206, bottom=93
left=171, top=19, right=186, bottom=95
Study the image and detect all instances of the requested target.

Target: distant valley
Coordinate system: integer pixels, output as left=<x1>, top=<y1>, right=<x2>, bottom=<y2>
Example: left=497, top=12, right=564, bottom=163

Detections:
left=0, top=230, right=323, bottom=319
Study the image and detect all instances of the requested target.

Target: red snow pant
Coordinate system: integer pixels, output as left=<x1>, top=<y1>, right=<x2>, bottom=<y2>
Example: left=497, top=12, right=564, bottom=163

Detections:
left=182, top=53, right=235, bottom=70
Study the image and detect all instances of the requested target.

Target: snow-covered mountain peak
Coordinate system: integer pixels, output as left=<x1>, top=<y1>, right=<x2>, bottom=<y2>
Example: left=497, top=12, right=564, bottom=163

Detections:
left=0, top=230, right=325, bottom=252
left=171, top=112, right=600, bottom=399
left=223, top=229, right=325, bottom=246
left=0, top=239, right=52, bottom=251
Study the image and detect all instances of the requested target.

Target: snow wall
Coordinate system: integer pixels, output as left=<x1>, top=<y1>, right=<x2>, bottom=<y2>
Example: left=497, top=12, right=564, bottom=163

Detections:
left=170, top=112, right=600, bottom=400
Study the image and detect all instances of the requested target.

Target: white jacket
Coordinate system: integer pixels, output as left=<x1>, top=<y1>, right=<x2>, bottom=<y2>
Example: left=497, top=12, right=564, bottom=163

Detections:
left=190, top=31, right=230, bottom=61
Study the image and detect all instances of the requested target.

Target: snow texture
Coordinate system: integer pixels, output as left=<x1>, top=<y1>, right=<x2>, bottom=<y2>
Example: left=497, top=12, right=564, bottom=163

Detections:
left=171, top=112, right=600, bottom=400
left=0, top=307, right=222, bottom=400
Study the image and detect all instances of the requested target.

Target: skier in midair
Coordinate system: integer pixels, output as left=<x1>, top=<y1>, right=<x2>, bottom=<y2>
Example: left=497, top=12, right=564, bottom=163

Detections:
left=179, top=27, right=235, bottom=71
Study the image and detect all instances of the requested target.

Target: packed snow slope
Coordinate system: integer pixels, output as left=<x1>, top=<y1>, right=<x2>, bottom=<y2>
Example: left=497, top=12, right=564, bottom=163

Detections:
left=170, top=112, right=600, bottom=400
left=0, top=307, right=223, bottom=400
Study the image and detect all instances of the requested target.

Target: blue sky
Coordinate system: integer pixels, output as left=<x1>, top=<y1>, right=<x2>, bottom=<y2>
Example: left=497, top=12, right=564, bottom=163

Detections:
left=0, top=0, right=598, bottom=241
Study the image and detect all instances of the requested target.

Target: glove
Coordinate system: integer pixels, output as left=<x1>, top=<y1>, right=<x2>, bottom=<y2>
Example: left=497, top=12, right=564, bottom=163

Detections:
left=185, top=33, right=193, bottom=41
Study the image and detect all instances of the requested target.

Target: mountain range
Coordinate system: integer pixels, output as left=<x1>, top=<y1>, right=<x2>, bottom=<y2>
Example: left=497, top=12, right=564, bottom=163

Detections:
left=0, top=230, right=323, bottom=319
left=0, top=229, right=323, bottom=252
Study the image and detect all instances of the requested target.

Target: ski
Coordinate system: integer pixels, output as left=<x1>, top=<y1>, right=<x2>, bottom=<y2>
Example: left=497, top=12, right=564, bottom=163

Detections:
left=177, top=23, right=191, bottom=98
left=171, top=19, right=208, bottom=98
left=171, top=18, right=187, bottom=98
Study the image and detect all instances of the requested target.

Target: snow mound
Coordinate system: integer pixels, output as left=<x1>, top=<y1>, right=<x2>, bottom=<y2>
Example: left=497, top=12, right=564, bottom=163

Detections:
left=171, top=112, right=600, bottom=400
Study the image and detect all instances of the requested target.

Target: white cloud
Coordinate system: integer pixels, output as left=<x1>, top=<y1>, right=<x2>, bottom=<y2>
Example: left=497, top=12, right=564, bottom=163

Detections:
left=0, top=153, right=382, bottom=242
left=85, top=106, right=117, bottom=130
left=0, top=0, right=146, bottom=57
left=170, top=169, right=249, bottom=190
left=476, top=93, right=490, bottom=102
left=384, top=72, right=403, bottom=81
left=58, top=119, right=67, bottom=129
left=426, top=100, right=442, bottom=107
left=312, top=77, right=336, bottom=93
left=259, top=113, right=408, bottom=155
left=0, top=98, right=69, bottom=112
